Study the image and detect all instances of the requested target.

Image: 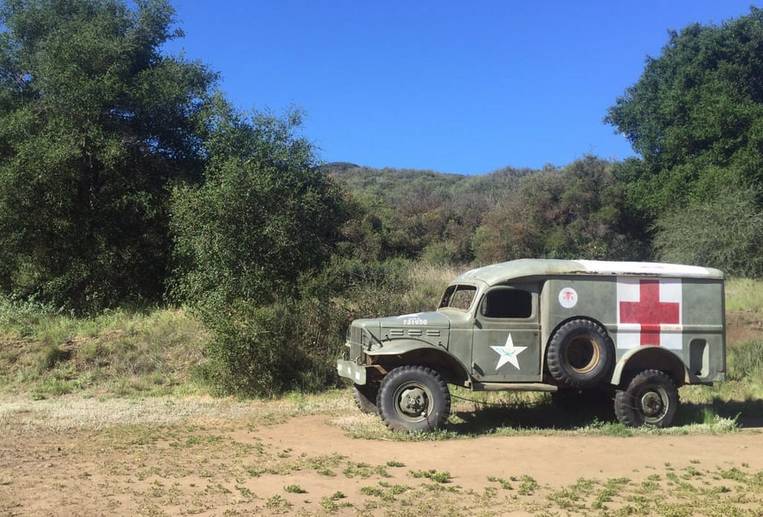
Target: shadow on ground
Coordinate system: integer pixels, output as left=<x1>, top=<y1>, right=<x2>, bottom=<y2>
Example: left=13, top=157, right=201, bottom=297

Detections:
left=448, top=395, right=763, bottom=434
left=680, top=399, right=763, bottom=428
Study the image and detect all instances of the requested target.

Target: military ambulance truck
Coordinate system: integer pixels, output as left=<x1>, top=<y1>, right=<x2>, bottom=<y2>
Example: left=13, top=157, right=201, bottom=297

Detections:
left=337, top=259, right=725, bottom=432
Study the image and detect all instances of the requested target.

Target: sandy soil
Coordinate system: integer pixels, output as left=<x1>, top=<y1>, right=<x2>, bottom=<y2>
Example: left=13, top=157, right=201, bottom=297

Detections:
left=1, top=396, right=762, bottom=516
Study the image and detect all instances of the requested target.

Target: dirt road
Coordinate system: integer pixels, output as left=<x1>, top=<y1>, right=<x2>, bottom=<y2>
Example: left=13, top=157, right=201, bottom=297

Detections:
left=1, top=395, right=762, bottom=516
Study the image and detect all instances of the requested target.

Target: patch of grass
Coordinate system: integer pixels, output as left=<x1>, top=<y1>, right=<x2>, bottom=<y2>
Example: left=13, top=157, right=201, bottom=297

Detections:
left=517, top=474, right=539, bottom=495
left=319, top=491, right=350, bottom=513
left=265, top=494, right=291, bottom=513
left=725, top=278, right=763, bottom=313
left=592, top=477, right=630, bottom=509
left=343, top=462, right=390, bottom=479
left=0, top=304, right=209, bottom=398
left=283, top=484, right=306, bottom=494
left=385, top=460, right=405, bottom=468
left=37, top=344, right=71, bottom=371
left=487, top=475, right=512, bottom=490
left=410, top=469, right=452, bottom=483
left=727, top=341, right=763, bottom=381
left=359, top=485, right=384, bottom=497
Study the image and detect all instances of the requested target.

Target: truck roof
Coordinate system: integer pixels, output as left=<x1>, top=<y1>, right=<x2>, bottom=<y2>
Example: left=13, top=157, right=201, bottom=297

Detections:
left=454, top=259, right=724, bottom=286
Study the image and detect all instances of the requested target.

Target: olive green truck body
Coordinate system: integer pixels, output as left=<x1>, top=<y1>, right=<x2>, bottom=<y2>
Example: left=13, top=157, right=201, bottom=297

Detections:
left=337, top=259, right=725, bottom=431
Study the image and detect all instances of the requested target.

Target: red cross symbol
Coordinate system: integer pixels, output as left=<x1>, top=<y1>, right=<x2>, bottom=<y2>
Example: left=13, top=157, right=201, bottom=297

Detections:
left=619, top=280, right=680, bottom=346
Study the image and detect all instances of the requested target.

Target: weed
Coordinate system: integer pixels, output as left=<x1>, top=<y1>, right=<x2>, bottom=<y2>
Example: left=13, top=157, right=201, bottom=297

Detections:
left=265, top=495, right=291, bottom=513
left=719, top=467, right=747, bottom=482
left=487, top=476, right=512, bottom=490
left=592, top=477, right=630, bottom=509
left=343, top=462, right=390, bottom=479
left=518, top=475, right=539, bottom=495
left=320, top=491, right=350, bottom=513
left=410, top=469, right=452, bottom=483
left=360, top=485, right=384, bottom=497
left=37, top=344, right=71, bottom=371
left=283, top=484, right=306, bottom=494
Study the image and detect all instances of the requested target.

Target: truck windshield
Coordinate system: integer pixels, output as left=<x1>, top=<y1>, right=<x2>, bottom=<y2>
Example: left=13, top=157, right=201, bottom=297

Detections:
left=439, top=284, right=477, bottom=311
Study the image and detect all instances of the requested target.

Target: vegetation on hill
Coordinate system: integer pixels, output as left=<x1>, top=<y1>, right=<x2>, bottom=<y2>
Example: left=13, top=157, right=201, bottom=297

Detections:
left=327, top=157, right=648, bottom=265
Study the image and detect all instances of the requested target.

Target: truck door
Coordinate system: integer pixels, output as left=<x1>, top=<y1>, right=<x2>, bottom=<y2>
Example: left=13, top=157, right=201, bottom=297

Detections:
left=471, top=283, right=541, bottom=383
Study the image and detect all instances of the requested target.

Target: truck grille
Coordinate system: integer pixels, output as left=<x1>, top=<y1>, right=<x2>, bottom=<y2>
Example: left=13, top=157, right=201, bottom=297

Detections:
left=349, top=325, right=363, bottom=362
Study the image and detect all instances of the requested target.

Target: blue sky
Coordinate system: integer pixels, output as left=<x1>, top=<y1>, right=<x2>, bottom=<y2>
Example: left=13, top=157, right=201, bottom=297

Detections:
left=166, top=1, right=757, bottom=174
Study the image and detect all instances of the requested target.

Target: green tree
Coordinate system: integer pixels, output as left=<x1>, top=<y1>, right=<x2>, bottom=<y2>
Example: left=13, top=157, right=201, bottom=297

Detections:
left=606, top=8, right=763, bottom=215
left=0, top=0, right=215, bottom=311
left=472, top=157, right=646, bottom=264
left=170, top=108, right=348, bottom=306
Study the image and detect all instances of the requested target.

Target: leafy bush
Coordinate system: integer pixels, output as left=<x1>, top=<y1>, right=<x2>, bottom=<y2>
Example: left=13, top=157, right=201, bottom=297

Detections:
left=171, top=110, right=358, bottom=395
left=198, top=298, right=342, bottom=396
left=654, top=188, right=763, bottom=277
left=194, top=256, right=454, bottom=397
left=171, top=110, right=348, bottom=306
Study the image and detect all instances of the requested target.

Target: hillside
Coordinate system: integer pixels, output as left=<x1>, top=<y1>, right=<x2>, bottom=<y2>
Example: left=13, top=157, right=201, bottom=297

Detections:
left=322, top=158, right=647, bottom=265
left=323, top=161, right=536, bottom=204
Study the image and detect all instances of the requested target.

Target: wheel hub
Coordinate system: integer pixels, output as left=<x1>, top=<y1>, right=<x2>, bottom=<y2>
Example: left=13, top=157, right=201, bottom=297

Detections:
left=640, top=391, right=664, bottom=417
left=399, top=387, right=428, bottom=416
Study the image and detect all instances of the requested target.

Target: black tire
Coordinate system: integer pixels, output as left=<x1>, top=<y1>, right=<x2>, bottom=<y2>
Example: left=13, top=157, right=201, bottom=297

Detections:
left=353, top=383, right=379, bottom=414
left=614, top=370, right=679, bottom=428
left=546, top=319, right=615, bottom=388
left=376, top=366, right=451, bottom=432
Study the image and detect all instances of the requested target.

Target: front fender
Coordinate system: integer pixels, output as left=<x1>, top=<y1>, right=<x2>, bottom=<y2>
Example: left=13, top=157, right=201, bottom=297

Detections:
left=365, top=339, right=472, bottom=386
left=365, top=338, right=443, bottom=357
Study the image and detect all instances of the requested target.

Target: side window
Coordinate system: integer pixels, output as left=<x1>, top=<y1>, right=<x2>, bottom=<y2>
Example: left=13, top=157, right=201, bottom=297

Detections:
left=481, top=288, right=532, bottom=318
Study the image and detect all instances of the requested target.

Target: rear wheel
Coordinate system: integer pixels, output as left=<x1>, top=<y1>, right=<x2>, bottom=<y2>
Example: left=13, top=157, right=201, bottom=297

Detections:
left=377, top=366, right=450, bottom=432
left=614, top=370, right=679, bottom=428
left=353, top=383, right=379, bottom=414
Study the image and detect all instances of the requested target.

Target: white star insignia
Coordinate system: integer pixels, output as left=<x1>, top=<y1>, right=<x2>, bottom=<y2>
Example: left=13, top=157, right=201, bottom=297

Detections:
left=491, top=334, right=527, bottom=370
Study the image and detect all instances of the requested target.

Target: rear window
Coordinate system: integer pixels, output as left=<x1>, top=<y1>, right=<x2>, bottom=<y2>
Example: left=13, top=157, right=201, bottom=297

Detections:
left=439, top=285, right=477, bottom=311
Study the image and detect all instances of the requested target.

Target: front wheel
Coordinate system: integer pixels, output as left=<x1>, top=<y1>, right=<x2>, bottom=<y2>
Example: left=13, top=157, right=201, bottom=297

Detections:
left=377, top=366, right=451, bottom=432
left=614, top=370, right=679, bottom=428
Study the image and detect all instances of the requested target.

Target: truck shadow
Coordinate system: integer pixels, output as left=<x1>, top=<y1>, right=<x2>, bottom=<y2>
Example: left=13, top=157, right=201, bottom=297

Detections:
left=448, top=397, right=763, bottom=434
left=679, top=399, right=763, bottom=428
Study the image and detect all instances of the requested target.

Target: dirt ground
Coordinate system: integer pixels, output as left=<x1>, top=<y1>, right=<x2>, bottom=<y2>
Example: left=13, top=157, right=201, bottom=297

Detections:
left=1, top=394, right=762, bottom=516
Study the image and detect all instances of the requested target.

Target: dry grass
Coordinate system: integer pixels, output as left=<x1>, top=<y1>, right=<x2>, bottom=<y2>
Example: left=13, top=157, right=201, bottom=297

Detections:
left=725, top=278, right=763, bottom=314
left=0, top=307, right=209, bottom=397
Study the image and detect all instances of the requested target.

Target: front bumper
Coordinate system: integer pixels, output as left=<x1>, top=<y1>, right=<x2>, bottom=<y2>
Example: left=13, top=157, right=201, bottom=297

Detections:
left=337, top=359, right=367, bottom=385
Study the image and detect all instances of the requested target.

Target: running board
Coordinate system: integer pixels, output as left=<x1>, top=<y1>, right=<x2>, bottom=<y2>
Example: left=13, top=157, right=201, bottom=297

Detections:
left=472, top=382, right=559, bottom=392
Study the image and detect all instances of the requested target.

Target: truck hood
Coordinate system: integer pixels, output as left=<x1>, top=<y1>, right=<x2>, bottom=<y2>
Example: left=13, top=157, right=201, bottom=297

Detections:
left=377, top=311, right=451, bottom=329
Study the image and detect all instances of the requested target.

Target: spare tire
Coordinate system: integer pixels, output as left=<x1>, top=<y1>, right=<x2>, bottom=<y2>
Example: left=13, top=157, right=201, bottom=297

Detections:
left=546, top=319, right=614, bottom=388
